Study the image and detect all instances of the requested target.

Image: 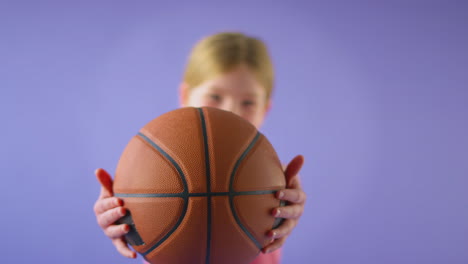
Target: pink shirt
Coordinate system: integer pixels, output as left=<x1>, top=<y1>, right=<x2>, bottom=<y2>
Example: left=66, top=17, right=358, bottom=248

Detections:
left=142, top=248, right=282, bottom=264
left=249, top=249, right=282, bottom=264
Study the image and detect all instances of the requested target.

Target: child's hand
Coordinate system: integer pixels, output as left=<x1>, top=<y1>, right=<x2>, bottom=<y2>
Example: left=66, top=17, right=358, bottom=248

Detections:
left=263, top=155, right=306, bottom=254
left=93, top=168, right=137, bottom=259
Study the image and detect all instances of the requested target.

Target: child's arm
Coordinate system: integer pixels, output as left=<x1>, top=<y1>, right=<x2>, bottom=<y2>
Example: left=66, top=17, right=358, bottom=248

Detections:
left=262, top=155, right=306, bottom=254
left=94, top=168, right=137, bottom=258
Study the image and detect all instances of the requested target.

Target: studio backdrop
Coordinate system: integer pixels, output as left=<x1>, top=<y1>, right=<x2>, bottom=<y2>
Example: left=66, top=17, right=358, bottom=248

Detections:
left=1, top=1, right=467, bottom=264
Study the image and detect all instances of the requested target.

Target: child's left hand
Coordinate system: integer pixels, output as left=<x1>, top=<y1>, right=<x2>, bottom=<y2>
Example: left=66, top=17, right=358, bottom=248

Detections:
left=263, top=155, right=306, bottom=253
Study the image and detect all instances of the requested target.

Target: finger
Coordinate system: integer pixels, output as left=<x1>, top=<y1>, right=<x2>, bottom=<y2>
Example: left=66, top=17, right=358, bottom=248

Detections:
left=287, top=174, right=303, bottom=190
left=105, top=224, right=130, bottom=239
left=276, top=188, right=306, bottom=204
left=112, top=238, right=137, bottom=258
left=94, top=197, right=123, bottom=215
left=262, top=236, right=286, bottom=254
left=284, top=155, right=304, bottom=187
left=266, top=219, right=296, bottom=240
left=271, top=204, right=303, bottom=219
left=95, top=168, right=114, bottom=198
left=97, top=206, right=126, bottom=228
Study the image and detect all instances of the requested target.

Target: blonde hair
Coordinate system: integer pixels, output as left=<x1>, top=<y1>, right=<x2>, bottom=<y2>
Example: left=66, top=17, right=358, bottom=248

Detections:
left=183, top=32, right=274, bottom=99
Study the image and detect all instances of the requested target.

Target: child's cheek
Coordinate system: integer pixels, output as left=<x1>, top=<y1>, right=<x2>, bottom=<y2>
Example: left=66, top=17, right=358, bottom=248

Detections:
left=203, top=101, right=220, bottom=108
left=197, top=97, right=218, bottom=108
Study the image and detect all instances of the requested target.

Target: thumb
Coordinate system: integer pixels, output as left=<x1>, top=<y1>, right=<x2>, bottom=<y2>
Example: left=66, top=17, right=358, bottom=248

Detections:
left=284, top=155, right=304, bottom=188
left=95, top=168, right=114, bottom=198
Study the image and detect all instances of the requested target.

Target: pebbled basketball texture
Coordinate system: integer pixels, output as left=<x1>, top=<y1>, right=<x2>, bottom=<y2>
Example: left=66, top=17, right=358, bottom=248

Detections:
left=113, top=107, right=286, bottom=264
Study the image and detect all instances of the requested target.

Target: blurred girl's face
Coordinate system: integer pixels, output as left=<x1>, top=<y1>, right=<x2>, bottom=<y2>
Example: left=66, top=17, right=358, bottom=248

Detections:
left=180, top=65, right=270, bottom=129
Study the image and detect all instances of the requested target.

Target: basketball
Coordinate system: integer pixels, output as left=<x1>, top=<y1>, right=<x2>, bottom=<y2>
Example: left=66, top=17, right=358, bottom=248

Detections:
left=113, top=107, right=286, bottom=264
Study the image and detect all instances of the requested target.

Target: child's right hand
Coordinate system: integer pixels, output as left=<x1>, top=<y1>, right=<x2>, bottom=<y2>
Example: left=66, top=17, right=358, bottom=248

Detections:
left=93, top=168, right=137, bottom=259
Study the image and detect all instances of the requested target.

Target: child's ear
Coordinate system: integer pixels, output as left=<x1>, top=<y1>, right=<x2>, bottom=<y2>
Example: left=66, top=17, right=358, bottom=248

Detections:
left=179, top=82, right=189, bottom=107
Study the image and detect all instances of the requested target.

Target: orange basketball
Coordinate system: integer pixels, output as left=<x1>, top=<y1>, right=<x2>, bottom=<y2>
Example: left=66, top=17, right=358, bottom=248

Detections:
left=113, top=107, right=286, bottom=264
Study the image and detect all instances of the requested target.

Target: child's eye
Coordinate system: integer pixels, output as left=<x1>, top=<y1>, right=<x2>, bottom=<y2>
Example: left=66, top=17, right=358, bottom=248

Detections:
left=242, top=100, right=255, bottom=107
left=210, top=94, right=222, bottom=102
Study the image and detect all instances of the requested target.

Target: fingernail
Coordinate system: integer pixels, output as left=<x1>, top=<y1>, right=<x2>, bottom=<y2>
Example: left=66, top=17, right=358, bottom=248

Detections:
left=123, top=225, right=130, bottom=232
left=277, top=191, right=284, bottom=199
left=275, top=209, right=281, bottom=217
left=271, top=231, right=277, bottom=238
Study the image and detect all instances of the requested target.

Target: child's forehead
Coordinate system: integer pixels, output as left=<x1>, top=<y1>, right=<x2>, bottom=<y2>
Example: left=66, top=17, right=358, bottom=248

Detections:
left=206, top=84, right=263, bottom=97
left=203, top=72, right=266, bottom=97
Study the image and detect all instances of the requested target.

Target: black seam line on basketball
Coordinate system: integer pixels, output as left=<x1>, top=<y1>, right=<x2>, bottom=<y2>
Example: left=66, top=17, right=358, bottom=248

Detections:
left=136, top=132, right=189, bottom=257
left=137, top=132, right=189, bottom=193
left=140, top=199, right=189, bottom=257
left=196, top=108, right=212, bottom=264
left=229, top=132, right=264, bottom=250
left=114, top=190, right=278, bottom=198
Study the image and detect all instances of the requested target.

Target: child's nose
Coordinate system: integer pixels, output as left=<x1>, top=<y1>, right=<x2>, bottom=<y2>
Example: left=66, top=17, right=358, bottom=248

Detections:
left=221, top=101, right=241, bottom=117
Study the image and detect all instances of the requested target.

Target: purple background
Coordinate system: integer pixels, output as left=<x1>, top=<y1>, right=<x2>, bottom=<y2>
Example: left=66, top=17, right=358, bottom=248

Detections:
left=1, top=1, right=467, bottom=263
